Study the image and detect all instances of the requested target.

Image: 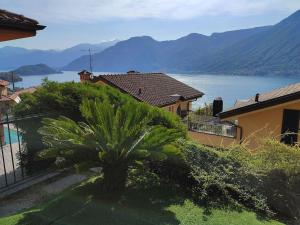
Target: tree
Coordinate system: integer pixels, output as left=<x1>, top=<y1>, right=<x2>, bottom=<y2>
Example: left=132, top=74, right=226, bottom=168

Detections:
left=38, top=99, right=184, bottom=192
left=13, top=80, right=139, bottom=173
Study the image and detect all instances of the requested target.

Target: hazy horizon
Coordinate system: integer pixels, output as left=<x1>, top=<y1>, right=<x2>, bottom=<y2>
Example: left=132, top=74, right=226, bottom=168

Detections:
left=0, top=0, right=300, bottom=50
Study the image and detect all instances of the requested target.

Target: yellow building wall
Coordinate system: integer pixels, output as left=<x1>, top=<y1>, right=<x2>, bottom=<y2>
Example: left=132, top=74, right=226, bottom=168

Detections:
left=223, top=100, right=300, bottom=149
left=188, top=131, right=239, bottom=148
left=0, top=86, right=7, bottom=97
left=163, top=101, right=191, bottom=114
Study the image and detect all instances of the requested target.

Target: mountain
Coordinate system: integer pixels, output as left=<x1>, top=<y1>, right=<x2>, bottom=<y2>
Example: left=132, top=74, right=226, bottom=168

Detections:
left=199, top=10, right=300, bottom=75
left=0, top=40, right=118, bottom=70
left=64, top=27, right=271, bottom=72
left=65, top=36, right=162, bottom=71
left=13, top=64, right=62, bottom=76
left=65, top=10, right=300, bottom=75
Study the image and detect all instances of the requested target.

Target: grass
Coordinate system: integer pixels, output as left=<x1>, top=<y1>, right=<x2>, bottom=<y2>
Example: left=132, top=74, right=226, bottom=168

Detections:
left=0, top=176, right=284, bottom=225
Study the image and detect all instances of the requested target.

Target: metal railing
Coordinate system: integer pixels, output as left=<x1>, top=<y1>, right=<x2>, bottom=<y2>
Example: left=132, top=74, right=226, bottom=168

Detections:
left=189, top=121, right=237, bottom=138
left=0, top=113, right=51, bottom=190
left=187, top=113, right=237, bottom=138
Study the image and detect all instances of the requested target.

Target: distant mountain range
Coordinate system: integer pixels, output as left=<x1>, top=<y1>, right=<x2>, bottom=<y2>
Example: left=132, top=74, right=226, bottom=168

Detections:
left=64, top=10, right=300, bottom=76
left=0, top=40, right=118, bottom=70
left=2, top=10, right=300, bottom=76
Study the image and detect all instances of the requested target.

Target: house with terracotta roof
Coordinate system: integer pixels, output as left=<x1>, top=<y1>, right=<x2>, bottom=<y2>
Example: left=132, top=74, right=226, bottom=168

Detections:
left=78, top=71, right=204, bottom=117
left=0, top=9, right=45, bottom=41
left=0, top=80, right=26, bottom=113
left=190, top=83, right=300, bottom=149
left=0, top=9, right=44, bottom=143
left=0, top=9, right=44, bottom=110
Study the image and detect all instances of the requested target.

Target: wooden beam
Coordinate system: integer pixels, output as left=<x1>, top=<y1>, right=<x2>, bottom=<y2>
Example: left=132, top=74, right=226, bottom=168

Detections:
left=0, top=28, right=36, bottom=42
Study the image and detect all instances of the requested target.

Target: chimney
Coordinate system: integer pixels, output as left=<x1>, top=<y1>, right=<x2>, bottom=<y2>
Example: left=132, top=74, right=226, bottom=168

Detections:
left=78, top=70, right=92, bottom=82
left=138, top=88, right=142, bottom=95
left=213, top=97, right=223, bottom=117
left=127, top=70, right=140, bottom=74
left=255, top=93, right=260, bottom=102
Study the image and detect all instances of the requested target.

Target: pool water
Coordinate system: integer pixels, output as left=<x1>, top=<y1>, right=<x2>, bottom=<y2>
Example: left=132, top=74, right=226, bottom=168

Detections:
left=4, top=127, right=21, bottom=145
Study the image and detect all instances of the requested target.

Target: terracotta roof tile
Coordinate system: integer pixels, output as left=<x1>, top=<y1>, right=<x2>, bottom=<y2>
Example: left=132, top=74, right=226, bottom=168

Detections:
left=0, top=9, right=45, bottom=31
left=94, top=72, right=204, bottom=106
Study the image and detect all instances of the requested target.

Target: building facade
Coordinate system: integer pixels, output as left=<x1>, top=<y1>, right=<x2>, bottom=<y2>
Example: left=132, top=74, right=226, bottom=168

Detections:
left=189, top=83, right=300, bottom=149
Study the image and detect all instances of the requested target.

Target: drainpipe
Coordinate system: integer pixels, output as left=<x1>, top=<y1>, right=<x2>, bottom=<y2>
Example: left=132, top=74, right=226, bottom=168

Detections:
left=235, top=125, right=243, bottom=144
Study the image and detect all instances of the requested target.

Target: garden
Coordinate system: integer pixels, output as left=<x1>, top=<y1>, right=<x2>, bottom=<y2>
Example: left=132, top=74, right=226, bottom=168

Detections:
left=0, top=80, right=299, bottom=225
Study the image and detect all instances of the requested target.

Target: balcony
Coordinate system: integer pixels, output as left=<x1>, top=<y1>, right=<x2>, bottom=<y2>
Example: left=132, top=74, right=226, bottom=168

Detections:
left=187, top=114, right=237, bottom=138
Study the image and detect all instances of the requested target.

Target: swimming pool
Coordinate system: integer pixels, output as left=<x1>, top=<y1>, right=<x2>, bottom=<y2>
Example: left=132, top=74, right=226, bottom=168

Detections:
left=3, top=127, right=21, bottom=145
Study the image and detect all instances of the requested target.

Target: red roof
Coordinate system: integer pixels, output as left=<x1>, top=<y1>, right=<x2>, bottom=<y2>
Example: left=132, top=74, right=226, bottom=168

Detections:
left=94, top=72, right=204, bottom=106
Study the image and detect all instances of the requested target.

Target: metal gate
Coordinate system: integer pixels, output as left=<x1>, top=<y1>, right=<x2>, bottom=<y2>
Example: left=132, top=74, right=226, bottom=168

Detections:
left=0, top=113, right=48, bottom=190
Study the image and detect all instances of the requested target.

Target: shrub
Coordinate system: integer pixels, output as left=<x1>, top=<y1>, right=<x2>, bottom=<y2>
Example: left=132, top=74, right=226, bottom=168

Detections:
left=195, top=103, right=213, bottom=116
left=13, top=80, right=186, bottom=175
left=13, top=80, right=132, bottom=174
left=227, top=139, right=300, bottom=219
left=178, top=140, right=271, bottom=214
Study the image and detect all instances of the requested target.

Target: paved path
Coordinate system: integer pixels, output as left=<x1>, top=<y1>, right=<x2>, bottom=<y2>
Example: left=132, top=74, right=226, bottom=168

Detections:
left=0, top=173, right=87, bottom=217
left=0, top=142, right=23, bottom=188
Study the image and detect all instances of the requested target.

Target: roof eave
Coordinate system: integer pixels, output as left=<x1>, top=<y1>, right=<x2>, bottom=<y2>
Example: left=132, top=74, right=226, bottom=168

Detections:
left=0, top=22, right=46, bottom=31
left=158, top=94, right=203, bottom=107
left=219, top=91, right=300, bottom=119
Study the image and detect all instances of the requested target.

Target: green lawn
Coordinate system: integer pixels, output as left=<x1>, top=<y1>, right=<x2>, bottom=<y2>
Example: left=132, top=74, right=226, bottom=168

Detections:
left=0, top=177, right=284, bottom=225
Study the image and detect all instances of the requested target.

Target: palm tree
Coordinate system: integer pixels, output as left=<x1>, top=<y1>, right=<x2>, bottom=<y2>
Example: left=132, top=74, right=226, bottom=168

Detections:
left=38, top=99, right=183, bottom=192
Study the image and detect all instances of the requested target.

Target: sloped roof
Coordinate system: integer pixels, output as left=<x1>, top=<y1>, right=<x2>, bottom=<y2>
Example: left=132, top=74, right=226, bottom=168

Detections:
left=220, top=82, right=300, bottom=118
left=94, top=72, right=204, bottom=106
left=0, top=9, right=45, bottom=31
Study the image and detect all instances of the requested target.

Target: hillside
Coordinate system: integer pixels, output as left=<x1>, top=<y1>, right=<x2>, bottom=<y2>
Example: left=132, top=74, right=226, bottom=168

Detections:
left=64, top=10, right=300, bottom=75
left=13, top=64, right=62, bottom=76
left=64, top=26, right=271, bottom=72
left=200, top=10, right=300, bottom=75
left=0, top=40, right=118, bottom=70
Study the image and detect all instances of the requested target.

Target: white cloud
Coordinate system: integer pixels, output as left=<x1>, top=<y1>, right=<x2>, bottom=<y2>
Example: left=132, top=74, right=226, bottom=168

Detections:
left=1, top=0, right=300, bottom=23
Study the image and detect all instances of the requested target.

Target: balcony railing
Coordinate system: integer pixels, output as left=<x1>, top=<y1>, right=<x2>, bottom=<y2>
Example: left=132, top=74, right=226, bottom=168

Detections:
left=187, top=113, right=237, bottom=138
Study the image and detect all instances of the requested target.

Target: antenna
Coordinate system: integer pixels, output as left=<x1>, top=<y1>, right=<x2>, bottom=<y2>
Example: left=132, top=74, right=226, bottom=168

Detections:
left=81, top=48, right=97, bottom=73
left=11, top=71, right=15, bottom=90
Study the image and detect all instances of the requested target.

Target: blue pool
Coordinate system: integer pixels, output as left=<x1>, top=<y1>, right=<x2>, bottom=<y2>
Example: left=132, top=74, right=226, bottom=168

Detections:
left=3, top=127, right=21, bottom=145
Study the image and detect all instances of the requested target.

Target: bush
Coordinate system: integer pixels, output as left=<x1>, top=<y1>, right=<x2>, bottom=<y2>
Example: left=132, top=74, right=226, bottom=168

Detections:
left=195, top=103, right=213, bottom=116
left=13, top=80, right=186, bottom=175
left=227, top=139, right=300, bottom=219
left=178, top=140, right=270, bottom=214
left=14, top=80, right=131, bottom=174
left=159, top=139, right=300, bottom=221
left=152, top=138, right=300, bottom=220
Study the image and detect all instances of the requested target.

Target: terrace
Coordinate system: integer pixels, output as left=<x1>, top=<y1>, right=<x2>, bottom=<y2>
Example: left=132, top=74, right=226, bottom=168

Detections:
left=188, top=114, right=237, bottom=138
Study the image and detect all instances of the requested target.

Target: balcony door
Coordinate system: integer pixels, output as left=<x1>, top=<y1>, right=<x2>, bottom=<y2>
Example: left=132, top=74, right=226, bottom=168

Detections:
left=281, top=109, right=300, bottom=145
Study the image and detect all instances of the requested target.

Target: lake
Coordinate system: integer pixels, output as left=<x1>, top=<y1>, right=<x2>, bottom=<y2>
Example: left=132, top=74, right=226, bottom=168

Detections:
left=11, top=71, right=300, bottom=110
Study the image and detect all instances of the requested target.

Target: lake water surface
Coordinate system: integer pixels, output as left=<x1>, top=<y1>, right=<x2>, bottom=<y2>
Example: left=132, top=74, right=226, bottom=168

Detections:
left=11, top=71, right=300, bottom=110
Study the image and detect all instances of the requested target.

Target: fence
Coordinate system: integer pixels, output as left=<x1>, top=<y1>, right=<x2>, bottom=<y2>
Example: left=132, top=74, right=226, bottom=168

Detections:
left=187, top=113, right=237, bottom=138
left=0, top=113, right=50, bottom=190
left=189, top=121, right=237, bottom=138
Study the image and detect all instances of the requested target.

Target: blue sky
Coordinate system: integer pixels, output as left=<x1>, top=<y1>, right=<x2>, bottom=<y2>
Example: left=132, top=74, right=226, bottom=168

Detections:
left=1, top=0, right=300, bottom=50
